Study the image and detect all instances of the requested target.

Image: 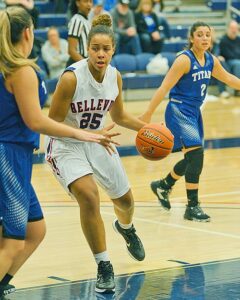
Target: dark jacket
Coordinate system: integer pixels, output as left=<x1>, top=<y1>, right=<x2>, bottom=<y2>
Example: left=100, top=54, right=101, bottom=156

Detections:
left=135, top=12, right=160, bottom=35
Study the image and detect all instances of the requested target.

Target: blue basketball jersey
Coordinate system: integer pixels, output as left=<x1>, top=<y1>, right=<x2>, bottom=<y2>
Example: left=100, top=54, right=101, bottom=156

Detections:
left=0, top=70, right=48, bottom=149
left=169, top=49, right=214, bottom=108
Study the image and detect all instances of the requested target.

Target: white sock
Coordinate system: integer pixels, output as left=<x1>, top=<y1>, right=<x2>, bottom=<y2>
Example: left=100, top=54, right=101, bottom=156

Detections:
left=118, top=221, right=133, bottom=230
left=94, top=251, right=110, bottom=264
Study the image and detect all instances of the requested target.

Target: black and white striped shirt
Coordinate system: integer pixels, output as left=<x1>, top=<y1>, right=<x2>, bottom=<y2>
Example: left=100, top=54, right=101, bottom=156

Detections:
left=68, top=13, right=91, bottom=58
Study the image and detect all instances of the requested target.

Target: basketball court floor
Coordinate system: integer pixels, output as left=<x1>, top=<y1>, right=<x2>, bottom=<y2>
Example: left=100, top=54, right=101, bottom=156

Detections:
left=4, top=97, right=240, bottom=300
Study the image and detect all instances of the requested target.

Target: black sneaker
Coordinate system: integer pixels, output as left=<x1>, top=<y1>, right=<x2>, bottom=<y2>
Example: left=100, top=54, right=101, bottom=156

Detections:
left=151, top=180, right=171, bottom=210
left=184, top=205, right=210, bottom=222
left=3, top=284, right=15, bottom=296
left=112, top=220, right=145, bottom=261
left=95, top=261, right=115, bottom=294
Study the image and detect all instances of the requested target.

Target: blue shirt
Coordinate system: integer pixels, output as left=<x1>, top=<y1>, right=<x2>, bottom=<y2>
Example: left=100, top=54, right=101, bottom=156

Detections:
left=0, top=70, right=48, bottom=149
left=169, top=49, right=214, bottom=108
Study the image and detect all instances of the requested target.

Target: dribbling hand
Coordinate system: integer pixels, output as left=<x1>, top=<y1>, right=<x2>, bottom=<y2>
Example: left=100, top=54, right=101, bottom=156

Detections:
left=99, top=123, right=121, bottom=155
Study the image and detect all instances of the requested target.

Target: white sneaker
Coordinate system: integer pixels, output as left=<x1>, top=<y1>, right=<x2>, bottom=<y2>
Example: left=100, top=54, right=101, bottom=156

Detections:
left=220, top=91, right=230, bottom=98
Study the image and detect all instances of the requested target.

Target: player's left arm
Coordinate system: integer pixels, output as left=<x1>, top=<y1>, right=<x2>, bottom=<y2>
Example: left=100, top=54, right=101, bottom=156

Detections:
left=109, top=71, right=146, bottom=131
left=212, top=55, right=240, bottom=90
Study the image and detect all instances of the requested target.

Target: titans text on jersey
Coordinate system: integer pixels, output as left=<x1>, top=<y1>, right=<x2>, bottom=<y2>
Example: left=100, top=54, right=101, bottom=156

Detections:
left=192, top=70, right=211, bottom=82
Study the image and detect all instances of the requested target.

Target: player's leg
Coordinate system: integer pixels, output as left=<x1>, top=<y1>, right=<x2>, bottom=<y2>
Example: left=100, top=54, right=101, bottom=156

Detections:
left=112, top=190, right=145, bottom=261
left=70, top=175, right=115, bottom=294
left=150, top=102, right=187, bottom=210
left=182, top=111, right=210, bottom=222
left=183, top=147, right=210, bottom=222
left=151, top=157, right=188, bottom=210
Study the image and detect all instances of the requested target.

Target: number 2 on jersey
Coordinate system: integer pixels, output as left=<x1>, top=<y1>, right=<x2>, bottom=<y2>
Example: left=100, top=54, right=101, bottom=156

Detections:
left=201, top=84, right=207, bottom=97
left=79, top=113, right=103, bottom=129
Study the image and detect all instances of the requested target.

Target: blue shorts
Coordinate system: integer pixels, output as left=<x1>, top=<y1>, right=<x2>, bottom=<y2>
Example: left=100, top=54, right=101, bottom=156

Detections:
left=165, top=101, right=204, bottom=152
left=0, top=143, right=43, bottom=240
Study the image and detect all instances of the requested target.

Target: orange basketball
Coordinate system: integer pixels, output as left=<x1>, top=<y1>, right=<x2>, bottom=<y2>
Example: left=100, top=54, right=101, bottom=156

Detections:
left=136, top=123, right=174, bottom=161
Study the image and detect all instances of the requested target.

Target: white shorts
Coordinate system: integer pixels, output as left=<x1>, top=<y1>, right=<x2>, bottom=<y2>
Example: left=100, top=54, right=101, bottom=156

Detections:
left=45, top=137, right=130, bottom=199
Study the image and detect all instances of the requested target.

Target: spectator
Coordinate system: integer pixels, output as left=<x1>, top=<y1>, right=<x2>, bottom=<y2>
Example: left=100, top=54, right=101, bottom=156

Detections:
left=88, top=0, right=110, bottom=23
left=111, top=0, right=142, bottom=55
left=211, top=26, right=230, bottom=98
left=135, top=0, right=164, bottom=53
left=41, top=27, right=69, bottom=79
left=152, top=0, right=171, bottom=39
left=66, top=0, right=93, bottom=66
left=219, top=20, right=240, bottom=96
left=5, top=0, right=39, bottom=27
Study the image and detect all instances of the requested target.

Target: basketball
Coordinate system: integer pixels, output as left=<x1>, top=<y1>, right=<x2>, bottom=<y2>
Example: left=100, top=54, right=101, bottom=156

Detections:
left=135, top=123, right=174, bottom=161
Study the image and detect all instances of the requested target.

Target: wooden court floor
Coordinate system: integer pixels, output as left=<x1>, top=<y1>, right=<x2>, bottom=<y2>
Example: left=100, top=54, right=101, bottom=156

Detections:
left=6, top=97, right=240, bottom=299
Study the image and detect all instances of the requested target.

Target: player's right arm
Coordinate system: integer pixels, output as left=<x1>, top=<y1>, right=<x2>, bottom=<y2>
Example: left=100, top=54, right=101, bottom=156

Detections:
left=139, top=54, right=190, bottom=123
left=11, top=66, right=109, bottom=143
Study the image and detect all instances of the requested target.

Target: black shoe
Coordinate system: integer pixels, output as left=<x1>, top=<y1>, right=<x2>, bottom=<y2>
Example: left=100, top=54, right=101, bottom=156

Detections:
left=112, top=220, right=145, bottom=261
left=184, top=205, right=210, bottom=222
left=151, top=180, right=171, bottom=210
left=3, top=284, right=15, bottom=296
left=95, top=261, right=115, bottom=294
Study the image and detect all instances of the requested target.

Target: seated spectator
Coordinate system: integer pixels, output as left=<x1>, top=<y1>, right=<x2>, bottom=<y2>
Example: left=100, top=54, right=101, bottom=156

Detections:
left=66, top=0, right=92, bottom=66
left=5, top=0, right=39, bottom=27
left=211, top=27, right=230, bottom=98
left=41, top=27, right=69, bottom=79
left=88, top=0, right=110, bottom=23
left=135, top=0, right=164, bottom=54
left=111, top=0, right=142, bottom=55
left=219, top=20, right=240, bottom=96
left=152, top=0, right=171, bottom=39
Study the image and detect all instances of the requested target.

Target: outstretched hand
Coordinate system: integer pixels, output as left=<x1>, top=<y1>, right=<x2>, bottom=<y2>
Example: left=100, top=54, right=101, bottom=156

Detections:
left=99, top=123, right=121, bottom=155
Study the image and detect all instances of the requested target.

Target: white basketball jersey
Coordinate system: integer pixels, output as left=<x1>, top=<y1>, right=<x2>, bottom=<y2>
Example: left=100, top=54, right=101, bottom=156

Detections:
left=60, top=59, right=119, bottom=142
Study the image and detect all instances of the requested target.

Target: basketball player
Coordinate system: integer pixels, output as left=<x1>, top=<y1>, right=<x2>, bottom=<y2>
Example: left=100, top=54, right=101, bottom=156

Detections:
left=0, top=7, right=116, bottom=299
left=45, top=14, right=146, bottom=293
left=140, top=21, right=240, bottom=222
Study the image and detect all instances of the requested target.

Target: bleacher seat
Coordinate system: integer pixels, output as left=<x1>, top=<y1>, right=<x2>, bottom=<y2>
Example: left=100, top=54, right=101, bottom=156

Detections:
left=207, top=0, right=240, bottom=11
left=38, top=14, right=67, bottom=28
left=170, top=26, right=189, bottom=39
left=35, top=28, right=68, bottom=41
left=123, top=73, right=164, bottom=90
left=162, top=40, right=187, bottom=53
left=135, top=53, right=155, bottom=71
left=161, top=52, right=176, bottom=67
left=112, top=54, right=137, bottom=72
left=35, top=1, right=55, bottom=13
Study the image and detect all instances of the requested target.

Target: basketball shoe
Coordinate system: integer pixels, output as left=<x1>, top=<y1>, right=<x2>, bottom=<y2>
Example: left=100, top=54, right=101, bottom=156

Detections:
left=112, top=220, right=145, bottom=261
left=3, top=284, right=16, bottom=295
left=151, top=180, right=171, bottom=210
left=184, top=205, right=210, bottom=222
left=95, top=261, right=115, bottom=294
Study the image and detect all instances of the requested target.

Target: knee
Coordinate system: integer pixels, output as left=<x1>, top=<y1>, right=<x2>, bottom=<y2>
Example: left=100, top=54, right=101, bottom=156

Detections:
left=1, top=240, right=25, bottom=260
left=75, top=189, right=100, bottom=214
left=185, top=148, right=204, bottom=183
left=140, top=33, right=151, bottom=44
left=113, top=193, right=134, bottom=212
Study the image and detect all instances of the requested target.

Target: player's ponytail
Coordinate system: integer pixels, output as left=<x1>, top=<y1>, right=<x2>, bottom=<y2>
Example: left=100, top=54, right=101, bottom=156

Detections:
left=88, top=14, right=115, bottom=47
left=0, top=6, right=39, bottom=78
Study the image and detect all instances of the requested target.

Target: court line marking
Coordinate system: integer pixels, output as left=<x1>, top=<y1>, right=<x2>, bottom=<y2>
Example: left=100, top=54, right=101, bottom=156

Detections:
left=13, top=257, right=240, bottom=293
left=171, top=190, right=240, bottom=201
left=102, top=211, right=240, bottom=240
